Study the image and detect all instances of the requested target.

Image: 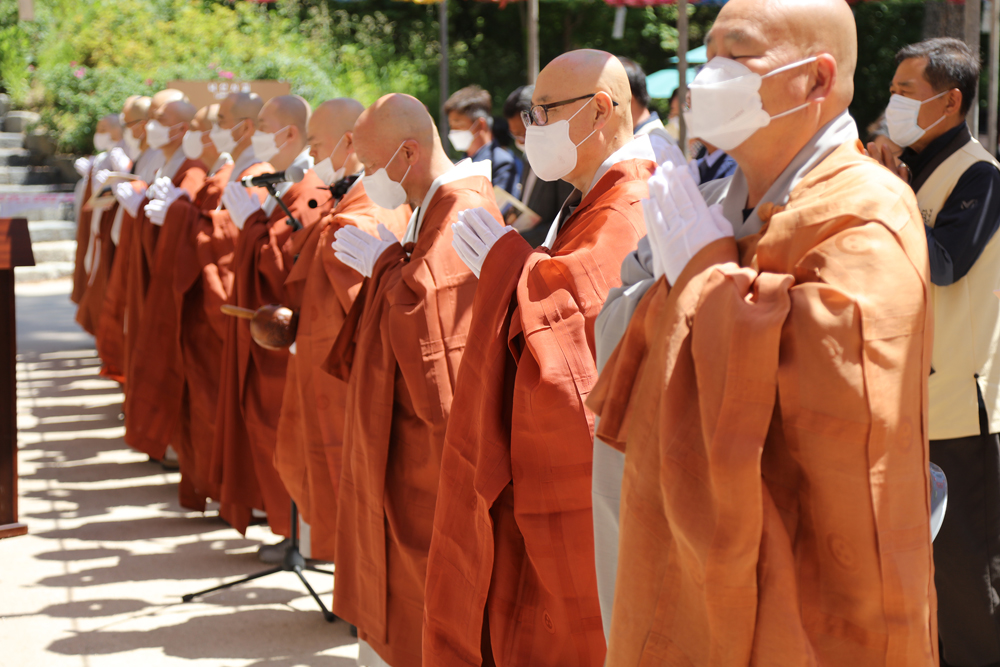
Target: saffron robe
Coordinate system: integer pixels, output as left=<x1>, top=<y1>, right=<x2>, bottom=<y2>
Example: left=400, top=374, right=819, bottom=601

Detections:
left=75, top=201, right=120, bottom=335
left=587, top=141, right=938, bottom=665
left=273, top=180, right=409, bottom=561
left=211, top=169, right=330, bottom=537
left=328, top=172, right=497, bottom=667
left=422, top=159, right=654, bottom=667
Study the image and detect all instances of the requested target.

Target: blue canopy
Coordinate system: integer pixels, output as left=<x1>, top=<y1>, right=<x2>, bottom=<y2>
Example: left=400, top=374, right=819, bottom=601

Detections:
left=646, top=67, right=696, bottom=99
left=667, top=44, right=708, bottom=65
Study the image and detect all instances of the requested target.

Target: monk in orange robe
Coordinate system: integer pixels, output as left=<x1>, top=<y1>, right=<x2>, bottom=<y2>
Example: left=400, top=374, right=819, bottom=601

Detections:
left=422, top=50, right=650, bottom=667
left=272, top=98, right=409, bottom=562
left=325, top=93, right=497, bottom=667
left=211, top=95, right=331, bottom=543
left=121, top=96, right=208, bottom=462
left=587, top=0, right=938, bottom=663
left=95, top=95, right=164, bottom=383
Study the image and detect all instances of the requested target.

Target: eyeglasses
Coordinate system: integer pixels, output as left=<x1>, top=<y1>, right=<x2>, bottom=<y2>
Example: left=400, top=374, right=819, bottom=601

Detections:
left=521, top=93, right=618, bottom=127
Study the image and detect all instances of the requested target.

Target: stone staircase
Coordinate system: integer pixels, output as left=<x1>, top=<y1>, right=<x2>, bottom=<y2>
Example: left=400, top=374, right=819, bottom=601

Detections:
left=0, top=111, right=81, bottom=284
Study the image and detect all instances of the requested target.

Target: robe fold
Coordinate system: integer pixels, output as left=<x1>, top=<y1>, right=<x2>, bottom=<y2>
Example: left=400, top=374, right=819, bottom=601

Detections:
left=586, top=141, right=938, bottom=665
left=120, top=157, right=207, bottom=455
left=211, top=170, right=330, bottom=537
left=328, top=173, right=497, bottom=667
left=273, top=181, right=409, bottom=561
left=75, top=201, right=119, bottom=335
left=423, top=159, right=653, bottom=667
left=71, top=172, right=94, bottom=304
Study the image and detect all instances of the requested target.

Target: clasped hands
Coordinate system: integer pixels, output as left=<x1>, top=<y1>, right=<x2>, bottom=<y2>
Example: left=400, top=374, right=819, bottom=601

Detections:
left=643, top=161, right=733, bottom=285
left=452, top=207, right=514, bottom=278
left=221, top=182, right=262, bottom=230
left=332, top=224, right=400, bottom=278
left=144, top=176, right=188, bottom=226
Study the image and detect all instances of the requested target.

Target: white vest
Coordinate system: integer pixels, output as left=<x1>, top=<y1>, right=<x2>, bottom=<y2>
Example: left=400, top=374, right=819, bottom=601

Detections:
left=918, top=137, right=1000, bottom=439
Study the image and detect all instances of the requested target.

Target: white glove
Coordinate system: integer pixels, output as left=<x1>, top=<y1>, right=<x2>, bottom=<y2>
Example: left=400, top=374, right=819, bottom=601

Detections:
left=659, top=143, right=701, bottom=184
left=75, top=156, right=93, bottom=178
left=107, top=146, right=130, bottom=173
left=94, top=169, right=112, bottom=192
left=331, top=223, right=398, bottom=278
left=115, top=182, right=146, bottom=218
left=643, top=162, right=733, bottom=285
left=149, top=176, right=188, bottom=207
left=144, top=199, right=169, bottom=226
left=147, top=176, right=171, bottom=202
left=221, top=182, right=262, bottom=231
left=451, top=207, right=514, bottom=279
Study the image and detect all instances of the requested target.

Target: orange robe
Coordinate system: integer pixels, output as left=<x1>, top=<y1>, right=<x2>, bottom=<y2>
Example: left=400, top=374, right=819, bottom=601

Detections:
left=211, top=170, right=330, bottom=537
left=71, top=175, right=95, bottom=304
left=75, top=202, right=119, bottom=335
left=422, top=159, right=653, bottom=667
left=587, top=141, right=938, bottom=665
left=273, top=181, right=409, bottom=561
left=327, top=173, right=497, bottom=667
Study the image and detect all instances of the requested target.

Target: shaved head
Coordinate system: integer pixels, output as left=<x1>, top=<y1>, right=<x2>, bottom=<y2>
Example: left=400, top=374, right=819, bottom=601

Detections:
left=157, top=99, right=196, bottom=126
left=96, top=114, right=122, bottom=141
left=257, top=95, right=310, bottom=171
left=191, top=105, right=213, bottom=133
left=309, top=98, right=365, bottom=168
left=218, top=92, right=263, bottom=130
left=123, top=95, right=151, bottom=124
left=150, top=88, right=188, bottom=116
left=531, top=49, right=635, bottom=192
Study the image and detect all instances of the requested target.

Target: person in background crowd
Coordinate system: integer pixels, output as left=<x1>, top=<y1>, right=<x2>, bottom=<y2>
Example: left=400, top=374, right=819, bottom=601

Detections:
left=502, top=84, right=575, bottom=247
left=691, top=138, right=737, bottom=184
left=618, top=56, right=678, bottom=164
left=866, top=113, right=902, bottom=160
left=444, top=84, right=518, bottom=195
left=870, top=37, right=1000, bottom=667
left=665, top=87, right=682, bottom=139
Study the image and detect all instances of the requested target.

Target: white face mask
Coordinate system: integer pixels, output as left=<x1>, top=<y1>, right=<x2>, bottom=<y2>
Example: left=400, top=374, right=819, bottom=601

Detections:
left=123, top=125, right=142, bottom=159
left=524, top=97, right=600, bottom=182
left=145, top=120, right=181, bottom=150
left=182, top=130, right=205, bottom=160
left=684, top=56, right=818, bottom=151
left=93, top=132, right=114, bottom=153
left=210, top=120, right=245, bottom=155
left=885, top=91, right=948, bottom=148
left=251, top=126, right=289, bottom=164
left=313, top=135, right=347, bottom=187
left=449, top=129, right=474, bottom=153
left=362, top=142, right=411, bottom=210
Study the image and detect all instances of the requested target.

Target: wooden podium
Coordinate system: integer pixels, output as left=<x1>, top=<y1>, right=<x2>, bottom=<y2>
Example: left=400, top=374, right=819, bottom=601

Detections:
left=0, top=218, right=33, bottom=539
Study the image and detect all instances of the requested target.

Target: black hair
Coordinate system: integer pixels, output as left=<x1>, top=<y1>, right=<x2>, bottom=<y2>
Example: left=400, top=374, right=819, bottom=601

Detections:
left=617, top=56, right=651, bottom=110
left=896, top=37, right=980, bottom=117
left=503, top=85, right=534, bottom=118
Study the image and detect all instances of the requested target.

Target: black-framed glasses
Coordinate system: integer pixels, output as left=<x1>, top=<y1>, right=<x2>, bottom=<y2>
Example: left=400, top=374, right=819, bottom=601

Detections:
left=521, top=93, right=618, bottom=127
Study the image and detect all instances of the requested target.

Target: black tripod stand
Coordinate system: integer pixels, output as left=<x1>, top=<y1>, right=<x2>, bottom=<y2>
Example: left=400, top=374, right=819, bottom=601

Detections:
left=181, top=501, right=337, bottom=622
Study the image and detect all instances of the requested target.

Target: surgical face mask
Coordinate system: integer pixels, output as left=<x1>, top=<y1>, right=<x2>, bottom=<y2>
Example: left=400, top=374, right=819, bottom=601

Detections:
left=885, top=91, right=948, bottom=148
left=361, top=142, right=411, bottom=210
left=313, top=135, right=347, bottom=187
left=449, top=129, right=474, bottom=153
left=145, top=120, right=180, bottom=150
left=182, top=130, right=205, bottom=160
left=524, top=97, right=600, bottom=182
left=123, top=125, right=142, bottom=159
left=93, top=132, right=114, bottom=153
left=684, top=56, right=818, bottom=151
left=210, top=120, right=245, bottom=155
left=251, top=126, right=289, bottom=164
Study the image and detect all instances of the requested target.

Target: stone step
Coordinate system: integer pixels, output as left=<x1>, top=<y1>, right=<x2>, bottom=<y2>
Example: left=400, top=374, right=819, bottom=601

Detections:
left=19, top=205, right=75, bottom=222
left=14, top=261, right=74, bottom=284
left=4, top=111, right=39, bottom=134
left=30, top=240, right=76, bottom=264
left=27, top=221, right=76, bottom=242
left=0, top=132, right=24, bottom=150
left=0, top=148, right=32, bottom=167
left=0, top=166, right=61, bottom=186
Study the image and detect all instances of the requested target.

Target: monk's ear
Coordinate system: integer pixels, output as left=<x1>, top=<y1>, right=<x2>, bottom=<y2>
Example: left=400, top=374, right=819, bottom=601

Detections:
left=400, top=139, right=419, bottom=165
left=592, top=92, right=614, bottom=131
left=807, top=53, right=837, bottom=103
left=343, top=132, right=354, bottom=155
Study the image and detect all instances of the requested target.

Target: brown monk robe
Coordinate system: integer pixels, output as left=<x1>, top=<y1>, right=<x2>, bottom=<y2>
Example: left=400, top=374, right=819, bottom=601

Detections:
left=95, top=95, right=165, bottom=383
left=175, top=94, right=271, bottom=510
left=272, top=99, right=409, bottom=561
left=587, top=1, right=937, bottom=663
left=74, top=114, right=128, bottom=332
left=325, top=93, right=496, bottom=667
left=211, top=95, right=331, bottom=539
left=422, top=51, right=649, bottom=667
left=119, top=93, right=207, bottom=459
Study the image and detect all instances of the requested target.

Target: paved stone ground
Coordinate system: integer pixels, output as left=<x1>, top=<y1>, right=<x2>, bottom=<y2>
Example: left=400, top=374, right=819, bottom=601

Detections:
left=0, top=279, right=359, bottom=666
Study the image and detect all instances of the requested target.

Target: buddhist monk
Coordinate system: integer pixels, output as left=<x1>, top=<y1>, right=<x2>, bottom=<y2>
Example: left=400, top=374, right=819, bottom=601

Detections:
left=272, top=99, right=409, bottom=562
left=421, top=50, right=652, bottom=667
left=73, top=113, right=127, bottom=327
left=96, top=95, right=164, bottom=383
left=325, top=93, right=498, bottom=667
left=211, top=95, right=330, bottom=553
left=586, top=0, right=937, bottom=663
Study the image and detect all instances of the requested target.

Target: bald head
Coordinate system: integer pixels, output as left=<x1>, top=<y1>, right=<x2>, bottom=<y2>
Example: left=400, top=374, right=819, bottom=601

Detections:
left=355, top=93, right=437, bottom=155
left=96, top=114, right=122, bottom=142
left=259, top=95, right=310, bottom=136
left=150, top=88, right=187, bottom=115
left=218, top=92, right=263, bottom=130
left=531, top=49, right=635, bottom=193
left=123, top=96, right=151, bottom=124
left=191, top=105, right=213, bottom=133
left=157, top=99, right=196, bottom=126
left=309, top=98, right=365, bottom=168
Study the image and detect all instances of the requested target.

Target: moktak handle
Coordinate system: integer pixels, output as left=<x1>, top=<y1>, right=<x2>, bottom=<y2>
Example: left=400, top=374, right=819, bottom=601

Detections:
left=221, top=304, right=255, bottom=320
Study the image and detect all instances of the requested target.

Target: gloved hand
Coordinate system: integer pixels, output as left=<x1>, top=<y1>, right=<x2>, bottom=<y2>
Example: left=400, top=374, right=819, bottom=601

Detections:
left=332, top=223, right=398, bottom=278
left=74, top=156, right=93, bottom=178
left=114, top=182, right=146, bottom=218
left=149, top=176, right=188, bottom=208
left=147, top=176, right=171, bottom=202
left=451, top=207, right=514, bottom=279
left=107, top=146, right=130, bottom=173
left=94, top=169, right=112, bottom=192
left=643, top=161, right=733, bottom=285
left=659, top=143, right=701, bottom=184
left=221, top=182, right=262, bottom=231
left=144, top=199, right=169, bottom=226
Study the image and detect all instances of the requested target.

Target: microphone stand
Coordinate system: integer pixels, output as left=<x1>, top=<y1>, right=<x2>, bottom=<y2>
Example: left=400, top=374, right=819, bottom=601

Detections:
left=181, top=500, right=337, bottom=622
left=265, top=182, right=302, bottom=231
